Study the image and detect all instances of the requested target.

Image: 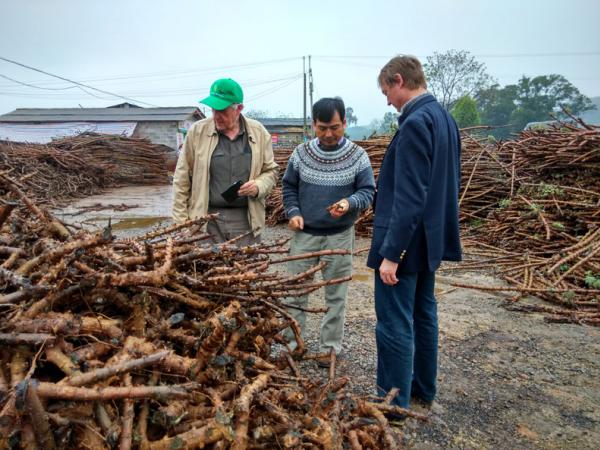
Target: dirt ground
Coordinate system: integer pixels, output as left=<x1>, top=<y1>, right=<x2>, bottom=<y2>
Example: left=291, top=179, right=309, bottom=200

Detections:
left=262, top=227, right=600, bottom=450
left=58, top=187, right=599, bottom=449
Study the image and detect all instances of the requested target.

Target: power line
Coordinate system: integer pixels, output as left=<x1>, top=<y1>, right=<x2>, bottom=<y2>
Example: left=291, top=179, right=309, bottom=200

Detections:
left=246, top=75, right=303, bottom=102
left=313, top=51, right=600, bottom=59
left=0, top=73, right=305, bottom=100
left=0, top=72, right=114, bottom=101
left=0, top=73, right=77, bottom=90
left=99, top=73, right=303, bottom=97
left=0, top=56, right=303, bottom=90
left=0, top=56, right=158, bottom=106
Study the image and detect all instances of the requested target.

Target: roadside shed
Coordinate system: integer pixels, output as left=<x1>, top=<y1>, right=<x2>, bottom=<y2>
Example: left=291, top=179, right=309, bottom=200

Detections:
left=0, top=104, right=204, bottom=150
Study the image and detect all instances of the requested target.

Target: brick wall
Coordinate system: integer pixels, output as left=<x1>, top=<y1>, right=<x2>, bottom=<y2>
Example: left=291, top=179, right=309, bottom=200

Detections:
left=133, top=121, right=178, bottom=150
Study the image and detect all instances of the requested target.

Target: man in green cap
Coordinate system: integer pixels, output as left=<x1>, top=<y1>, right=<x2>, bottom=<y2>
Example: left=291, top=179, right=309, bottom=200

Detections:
left=172, top=78, right=278, bottom=244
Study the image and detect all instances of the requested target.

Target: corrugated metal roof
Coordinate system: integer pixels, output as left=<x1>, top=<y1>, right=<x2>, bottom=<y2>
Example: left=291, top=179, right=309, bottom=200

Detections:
left=0, top=107, right=203, bottom=123
left=0, top=122, right=137, bottom=144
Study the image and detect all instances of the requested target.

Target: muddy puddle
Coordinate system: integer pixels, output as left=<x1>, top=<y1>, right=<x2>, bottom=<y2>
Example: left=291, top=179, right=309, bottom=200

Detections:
left=111, top=217, right=170, bottom=231
left=55, top=184, right=174, bottom=236
left=353, top=271, right=373, bottom=283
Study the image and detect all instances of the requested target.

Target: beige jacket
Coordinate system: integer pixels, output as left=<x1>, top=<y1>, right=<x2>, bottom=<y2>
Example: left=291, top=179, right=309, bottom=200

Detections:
left=172, top=116, right=278, bottom=235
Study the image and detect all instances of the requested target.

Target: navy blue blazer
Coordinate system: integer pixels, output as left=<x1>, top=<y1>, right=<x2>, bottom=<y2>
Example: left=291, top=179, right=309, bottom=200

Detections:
left=367, top=94, right=462, bottom=273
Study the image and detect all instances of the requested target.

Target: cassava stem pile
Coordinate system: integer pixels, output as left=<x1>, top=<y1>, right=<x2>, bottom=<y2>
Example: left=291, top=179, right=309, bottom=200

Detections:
left=0, top=174, right=412, bottom=449
left=0, top=132, right=171, bottom=206
left=265, top=122, right=599, bottom=323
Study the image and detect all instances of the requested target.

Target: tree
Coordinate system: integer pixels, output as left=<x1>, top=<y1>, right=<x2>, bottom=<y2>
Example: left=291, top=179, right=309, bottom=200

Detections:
left=477, top=84, right=518, bottom=124
left=245, top=110, right=295, bottom=119
left=245, top=109, right=269, bottom=119
left=451, top=96, right=481, bottom=128
left=476, top=74, right=595, bottom=138
left=377, top=112, right=399, bottom=135
left=424, top=50, right=494, bottom=110
left=345, top=107, right=358, bottom=126
left=368, top=118, right=382, bottom=137
left=509, top=74, right=594, bottom=131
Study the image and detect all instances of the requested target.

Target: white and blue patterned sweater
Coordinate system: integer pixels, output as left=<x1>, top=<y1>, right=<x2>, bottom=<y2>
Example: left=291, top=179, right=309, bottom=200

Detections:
left=282, top=138, right=375, bottom=236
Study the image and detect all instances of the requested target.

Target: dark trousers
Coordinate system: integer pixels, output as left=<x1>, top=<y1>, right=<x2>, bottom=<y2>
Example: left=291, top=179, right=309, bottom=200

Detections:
left=374, top=270, right=438, bottom=408
left=206, top=207, right=260, bottom=246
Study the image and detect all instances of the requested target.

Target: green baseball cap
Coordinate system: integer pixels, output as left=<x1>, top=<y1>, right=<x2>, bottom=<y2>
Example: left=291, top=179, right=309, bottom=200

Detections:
left=199, top=78, right=244, bottom=110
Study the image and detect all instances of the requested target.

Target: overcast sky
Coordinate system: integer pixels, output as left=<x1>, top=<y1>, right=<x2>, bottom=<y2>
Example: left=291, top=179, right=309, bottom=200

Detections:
left=0, top=0, right=599, bottom=125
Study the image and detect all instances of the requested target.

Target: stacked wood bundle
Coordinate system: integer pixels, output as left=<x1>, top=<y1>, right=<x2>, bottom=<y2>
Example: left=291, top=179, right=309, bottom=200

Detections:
left=453, top=121, right=600, bottom=323
left=263, top=124, right=599, bottom=324
left=353, top=132, right=513, bottom=236
left=0, top=174, right=418, bottom=449
left=265, top=147, right=294, bottom=226
left=505, top=121, right=600, bottom=175
left=0, top=133, right=170, bottom=206
left=265, top=133, right=511, bottom=237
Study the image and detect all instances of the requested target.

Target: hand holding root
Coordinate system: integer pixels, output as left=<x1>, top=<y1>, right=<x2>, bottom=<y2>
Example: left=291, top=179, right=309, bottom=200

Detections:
left=326, top=199, right=350, bottom=218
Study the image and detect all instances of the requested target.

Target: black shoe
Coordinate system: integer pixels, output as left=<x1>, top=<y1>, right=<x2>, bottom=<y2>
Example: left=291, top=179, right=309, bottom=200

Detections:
left=411, top=395, right=433, bottom=408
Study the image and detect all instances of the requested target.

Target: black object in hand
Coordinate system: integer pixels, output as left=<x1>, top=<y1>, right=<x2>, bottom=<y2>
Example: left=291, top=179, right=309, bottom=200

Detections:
left=220, top=180, right=243, bottom=203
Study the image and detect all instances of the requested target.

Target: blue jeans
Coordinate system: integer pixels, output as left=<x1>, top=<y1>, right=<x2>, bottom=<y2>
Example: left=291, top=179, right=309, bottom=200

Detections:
left=374, top=270, right=438, bottom=408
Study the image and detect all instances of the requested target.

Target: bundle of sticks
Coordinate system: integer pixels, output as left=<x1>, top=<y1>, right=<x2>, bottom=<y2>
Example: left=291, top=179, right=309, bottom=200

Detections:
left=264, top=133, right=510, bottom=237
left=265, top=147, right=294, bottom=227
left=265, top=123, right=599, bottom=324
left=0, top=174, right=419, bottom=449
left=0, top=133, right=170, bottom=206
left=450, top=121, right=600, bottom=324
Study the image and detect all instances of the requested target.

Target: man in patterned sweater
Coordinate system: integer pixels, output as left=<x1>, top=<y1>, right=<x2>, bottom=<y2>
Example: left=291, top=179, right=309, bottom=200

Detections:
left=282, top=97, right=375, bottom=365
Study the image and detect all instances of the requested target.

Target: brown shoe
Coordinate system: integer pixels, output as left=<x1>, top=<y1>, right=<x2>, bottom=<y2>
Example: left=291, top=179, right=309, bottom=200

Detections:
left=316, top=352, right=343, bottom=368
left=316, top=355, right=332, bottom=368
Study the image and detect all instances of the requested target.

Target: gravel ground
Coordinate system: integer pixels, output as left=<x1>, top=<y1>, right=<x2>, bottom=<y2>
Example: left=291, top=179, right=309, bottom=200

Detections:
left=86, top=216, right=600, bottom=449
left=261, top=226, right=599, bottom=450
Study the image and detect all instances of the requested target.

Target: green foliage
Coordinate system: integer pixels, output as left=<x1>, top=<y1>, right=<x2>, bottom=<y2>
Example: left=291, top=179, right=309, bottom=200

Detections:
left=498, top=198, right=512, bottom=209
left=559, top=263, right=570, bottom=272
left=371, top=111, right=399, bottom=135
left=245, top=109, right=293, bottom=119
left=537, top=183, right=565, bottom=198
left=345, top=107, right=358, bottom=126
left=561, top=290, right=576, bottom=301
left=244, top=109, right=269, bottom=119
left=476, top=74, right=595, bottom=139
left=584, top=272, right=600, bottom=289
left=511, top=74, right=594, bottom=130
left=552, top=222, right=565, bottom=231
left=528, top=202, right=542, bottom=213
left=451, top=96, right=481, bottom=128
left=476, top=84, right=519, bottom=139
left=424, top=50, right=494, bottom=109
left=468, top=218, right=484, bottom=229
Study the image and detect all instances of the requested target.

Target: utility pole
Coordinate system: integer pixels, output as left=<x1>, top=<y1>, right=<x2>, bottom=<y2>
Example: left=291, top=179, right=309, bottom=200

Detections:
left=303, top=56, right=307, bottom=140
left=308, top=55, right=314, bottom=119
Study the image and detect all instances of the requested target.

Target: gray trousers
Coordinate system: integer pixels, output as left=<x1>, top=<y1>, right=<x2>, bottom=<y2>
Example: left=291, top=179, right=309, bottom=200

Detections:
left=207, top=207, right=260, bottom=246
left=284, top=227, right=354, bottom=354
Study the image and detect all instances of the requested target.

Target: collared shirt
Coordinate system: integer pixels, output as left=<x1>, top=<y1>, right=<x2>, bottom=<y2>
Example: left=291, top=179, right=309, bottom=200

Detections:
left=208, top=118, right=252, bottom=208
left=399, top=91, right=431, bottom=117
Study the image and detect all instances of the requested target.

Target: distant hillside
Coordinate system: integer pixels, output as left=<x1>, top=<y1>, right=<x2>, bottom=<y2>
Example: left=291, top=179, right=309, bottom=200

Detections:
left=346, top=125, right=377, bottom=140
left=579, top=96, right=600, bottom=124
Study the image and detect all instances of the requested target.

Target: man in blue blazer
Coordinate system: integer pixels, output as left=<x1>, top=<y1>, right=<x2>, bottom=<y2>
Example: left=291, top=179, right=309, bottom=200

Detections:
left=367, top=55, right=462, bottom=411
